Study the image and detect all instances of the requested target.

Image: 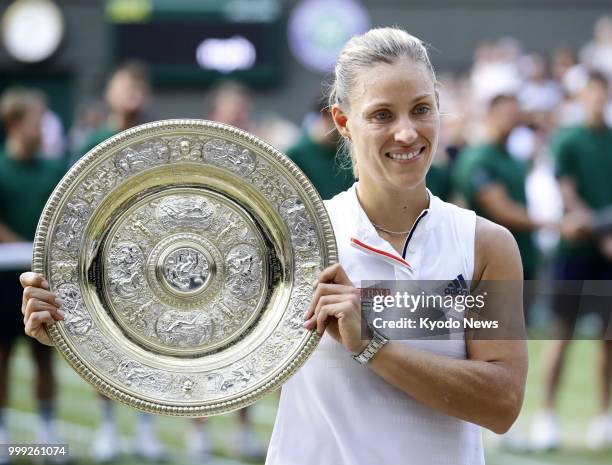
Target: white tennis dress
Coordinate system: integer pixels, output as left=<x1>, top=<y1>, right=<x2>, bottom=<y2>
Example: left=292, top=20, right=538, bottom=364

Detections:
left=265, top=183, right=484, bottom=465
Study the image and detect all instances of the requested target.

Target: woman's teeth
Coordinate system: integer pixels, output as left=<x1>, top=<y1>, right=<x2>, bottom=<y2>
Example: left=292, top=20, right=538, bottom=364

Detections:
left=386, top=149, right=421, bottom=160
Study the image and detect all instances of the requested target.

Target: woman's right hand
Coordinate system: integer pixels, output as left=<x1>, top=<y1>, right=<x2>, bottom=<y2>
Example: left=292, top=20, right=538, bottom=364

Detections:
left=19, top=272, right=64, bottom=346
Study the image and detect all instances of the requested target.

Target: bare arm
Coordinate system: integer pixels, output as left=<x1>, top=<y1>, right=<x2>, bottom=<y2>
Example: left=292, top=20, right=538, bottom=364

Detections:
left=366, top=218, right=527, bottom=433
left=474, top=183, right=540, bottom=232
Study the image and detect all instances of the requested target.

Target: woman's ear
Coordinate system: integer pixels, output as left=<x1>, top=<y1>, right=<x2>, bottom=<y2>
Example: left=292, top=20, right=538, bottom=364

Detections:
left=331, top=104, right=351, bottom=140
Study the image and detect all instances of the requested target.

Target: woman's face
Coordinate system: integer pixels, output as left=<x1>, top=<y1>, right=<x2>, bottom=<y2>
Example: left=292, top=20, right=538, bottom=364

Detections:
left=333, top=58, right=439, bottom=192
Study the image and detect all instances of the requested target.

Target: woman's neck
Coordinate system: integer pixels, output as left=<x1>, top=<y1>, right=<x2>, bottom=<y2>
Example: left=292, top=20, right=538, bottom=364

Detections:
left=356, top=177, right=429, bottom=233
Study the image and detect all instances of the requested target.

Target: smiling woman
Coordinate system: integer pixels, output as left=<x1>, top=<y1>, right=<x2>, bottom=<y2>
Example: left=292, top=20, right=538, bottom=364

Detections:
left=264, top=27, right=528, bottom=465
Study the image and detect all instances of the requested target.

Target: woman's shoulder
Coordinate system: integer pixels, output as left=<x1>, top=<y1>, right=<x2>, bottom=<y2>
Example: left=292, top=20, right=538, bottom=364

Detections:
left=431, top=194, right=476, bottom=233
left=473, top=216, right=522, bottom=282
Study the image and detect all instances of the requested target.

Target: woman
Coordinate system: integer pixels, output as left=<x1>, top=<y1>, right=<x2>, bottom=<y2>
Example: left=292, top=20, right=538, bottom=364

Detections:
left=21, top=28, right=527, bottom=465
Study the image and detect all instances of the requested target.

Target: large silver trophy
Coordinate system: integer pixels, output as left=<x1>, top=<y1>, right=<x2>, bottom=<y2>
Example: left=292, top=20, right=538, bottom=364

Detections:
left=33, top=120, right=336, bottom=416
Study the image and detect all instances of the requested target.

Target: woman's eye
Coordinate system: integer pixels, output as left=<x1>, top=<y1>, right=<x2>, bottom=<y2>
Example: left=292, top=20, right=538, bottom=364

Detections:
left=414, top=105, right=430, bottom=115
left=373, top=110, right=391, bottom=120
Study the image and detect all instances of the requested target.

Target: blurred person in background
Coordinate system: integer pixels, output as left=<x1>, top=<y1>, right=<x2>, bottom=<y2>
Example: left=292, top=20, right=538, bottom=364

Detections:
left=452, top=94, right=546, bottom=289
left=206, top=80, right=252, bottom=133
left=551, top=47, right=578, bottom=84
left=531, top=71, right=612, bottom=451
left=519, top=53, right=563, bottom=118
left=0, top=87, right=66, bottom=462
left=70, top=60, right=152, bottom=166
left=206, top=79, right=298, bottom=152
left=68, top=100, right=107, bottom=158
left=286, top=96, right=353, bottom=200
left=68, top=61, right=166, bottom=463
left=516, top=54, right=565, bottom=258
left=183, top=80, right=267, bottom=462
left=470, top=39, right=523, bottom=112
left=40, top=108, right=66, bottom=161
left=580, top=16, right=612, bottom=81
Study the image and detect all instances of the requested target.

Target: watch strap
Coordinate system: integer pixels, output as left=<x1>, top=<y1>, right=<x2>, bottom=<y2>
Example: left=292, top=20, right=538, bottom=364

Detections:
left=352, top=330, right=388, bottom=365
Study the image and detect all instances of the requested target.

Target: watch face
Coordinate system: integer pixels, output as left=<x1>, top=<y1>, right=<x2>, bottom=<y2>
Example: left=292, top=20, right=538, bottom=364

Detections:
left=2, top=0, right=64, bottom=63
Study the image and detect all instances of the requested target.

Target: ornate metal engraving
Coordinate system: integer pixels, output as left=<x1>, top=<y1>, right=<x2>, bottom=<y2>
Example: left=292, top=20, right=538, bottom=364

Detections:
left=226, top=244, right=262, bottom=300
left=108, top=243, right=145, bottom=298
left=162, top=248, right=210, bottom=293
left=157, top=196, right=215, bottom=230
left=33, top=119, right=337, bottom=416
left=56, top=284, right=92, bottom=336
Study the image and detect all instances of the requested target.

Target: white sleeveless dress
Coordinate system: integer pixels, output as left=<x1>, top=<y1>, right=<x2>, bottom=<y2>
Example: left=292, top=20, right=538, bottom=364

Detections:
left=266, top=183, right=484, bottom=465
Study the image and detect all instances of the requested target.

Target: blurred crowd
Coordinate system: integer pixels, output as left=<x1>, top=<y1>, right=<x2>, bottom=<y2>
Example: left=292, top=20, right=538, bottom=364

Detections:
left=1, top=14, right=612, bottom=463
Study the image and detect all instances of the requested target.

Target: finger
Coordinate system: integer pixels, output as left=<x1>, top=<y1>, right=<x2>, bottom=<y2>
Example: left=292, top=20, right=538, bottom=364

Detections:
left=25, top=310, right=57, bottom=337
left=305, top=283, right=359, bottom=320
left=24, top=298, right=64, bottom=324
left=316, top=283, right=357, bottom=296
left=22, top=286, right=61, bottom=310
left=305, top=294, right=354, bottom=329
left=315, top=302, right=349, bottom=335
left=21, top=273, right=47, bottom=315
left=20, top=272, right=49, bottom=290
left=317, top=263, right=353, bottom=286
left=315, top=305, right=330, bottom=335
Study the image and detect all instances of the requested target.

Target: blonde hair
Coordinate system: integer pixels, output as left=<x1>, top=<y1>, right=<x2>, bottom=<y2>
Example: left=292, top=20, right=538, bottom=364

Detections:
left=328, top=27, right=437, bottom=177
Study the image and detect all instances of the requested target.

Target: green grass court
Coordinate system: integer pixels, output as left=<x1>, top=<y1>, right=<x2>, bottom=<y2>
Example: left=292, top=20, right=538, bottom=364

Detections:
left=5, top=339, right=612, bottom=464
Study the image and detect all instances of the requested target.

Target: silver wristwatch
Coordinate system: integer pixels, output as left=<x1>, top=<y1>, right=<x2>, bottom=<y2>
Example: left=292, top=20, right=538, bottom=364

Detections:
left=352, top=330, right=389, bottom=365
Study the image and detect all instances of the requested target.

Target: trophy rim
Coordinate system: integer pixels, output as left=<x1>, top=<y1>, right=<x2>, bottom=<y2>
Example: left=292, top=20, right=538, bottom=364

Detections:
left=32, top=118, right=337, bottom=416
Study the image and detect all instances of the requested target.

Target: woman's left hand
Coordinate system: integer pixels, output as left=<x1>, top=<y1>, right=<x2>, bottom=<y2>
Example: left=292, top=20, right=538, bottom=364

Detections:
left=304, top=264, right=368, bottom=355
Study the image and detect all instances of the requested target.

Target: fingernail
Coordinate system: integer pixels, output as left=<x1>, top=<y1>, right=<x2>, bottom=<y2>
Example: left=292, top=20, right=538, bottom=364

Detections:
left=58, top=310, right=65, bottom=319
left=55, top=298, right=63, bottom=308
left=312, top=279, right=318, bottom=289
left=42, top=280, right=49, bottom=289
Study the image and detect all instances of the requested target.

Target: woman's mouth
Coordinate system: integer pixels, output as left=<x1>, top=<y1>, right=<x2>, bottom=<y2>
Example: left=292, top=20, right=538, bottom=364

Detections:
left=385, top=147, right=425, bottom=162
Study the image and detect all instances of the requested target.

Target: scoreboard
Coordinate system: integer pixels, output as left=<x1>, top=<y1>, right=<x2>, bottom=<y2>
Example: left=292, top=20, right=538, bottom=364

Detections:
left=107, top=0, right=284, bottom=87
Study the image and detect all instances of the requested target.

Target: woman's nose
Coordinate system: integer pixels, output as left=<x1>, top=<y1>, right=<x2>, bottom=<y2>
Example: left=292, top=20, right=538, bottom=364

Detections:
left=393, top=121, right=418, bottom=143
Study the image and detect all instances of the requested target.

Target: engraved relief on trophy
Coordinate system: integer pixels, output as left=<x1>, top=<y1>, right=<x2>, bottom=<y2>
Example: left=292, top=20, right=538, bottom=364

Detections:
left=53, top=199, right=91, bottom=251
left=99, top=187, right=270, bottom=356
left=114, top=140, right=170, bottom=175
left=280, top=197, right=317, bottom=251
left=56, top=284, right=92, bottom=336
left=155, top=310, right=212, bottom=347
left=108, top=243, right=145, bottom=298
left=226, top=243, right=262, bottom=301
left=157, top=195, right=215, bottom=230
left=168, top=136, right=204, bottom=162
left=161, top=247, right=210, bottom=293
left=117, top=360, right=172, bottom=392
left=203, top=138, right=256, bottom=176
